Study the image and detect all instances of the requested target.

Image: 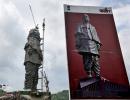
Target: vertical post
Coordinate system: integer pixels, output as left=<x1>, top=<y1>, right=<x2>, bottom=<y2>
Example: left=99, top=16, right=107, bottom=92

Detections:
left=41, top=18, right=45, bottom=92
left=44, top=71, right=49, bottom=92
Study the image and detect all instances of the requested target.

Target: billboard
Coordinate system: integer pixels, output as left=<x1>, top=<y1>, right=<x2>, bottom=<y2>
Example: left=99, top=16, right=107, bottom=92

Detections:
left=64, top=5, right=129, bottom=99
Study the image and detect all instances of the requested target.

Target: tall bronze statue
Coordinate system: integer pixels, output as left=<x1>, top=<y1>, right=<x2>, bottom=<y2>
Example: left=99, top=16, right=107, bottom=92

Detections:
left=24, top=26, right=43, bottom=91
left=75, top=14, right=102, bottom=78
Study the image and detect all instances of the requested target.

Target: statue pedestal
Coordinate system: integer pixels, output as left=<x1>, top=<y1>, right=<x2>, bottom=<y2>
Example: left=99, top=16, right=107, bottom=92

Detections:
left=72, top=77, right=130, bottom=99
left=79, top=77, right=100, bottom=88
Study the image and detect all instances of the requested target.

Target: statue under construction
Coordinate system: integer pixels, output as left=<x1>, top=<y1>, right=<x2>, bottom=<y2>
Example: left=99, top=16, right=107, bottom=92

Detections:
left=24, top=26, right=43, bottom=91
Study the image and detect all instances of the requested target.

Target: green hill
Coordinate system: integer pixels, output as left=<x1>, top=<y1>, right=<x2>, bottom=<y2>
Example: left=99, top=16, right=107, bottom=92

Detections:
left=0, top=89, right=5, bottom=96
left=51, top=90, right=69, bottom=100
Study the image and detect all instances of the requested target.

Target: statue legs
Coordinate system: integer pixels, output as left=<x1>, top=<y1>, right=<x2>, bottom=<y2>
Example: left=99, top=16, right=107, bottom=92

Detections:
left=92, top=56, right=100, bottom=77
left=24, top=62, right=39, bottom=91
left=83, top=53, right=92, bottom=78
left=82, top=53, right=100, bottom=77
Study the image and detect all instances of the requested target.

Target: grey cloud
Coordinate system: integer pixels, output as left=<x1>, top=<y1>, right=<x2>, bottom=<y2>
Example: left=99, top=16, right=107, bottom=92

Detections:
left=46, top=63, right=69, bottom=92
left=0, top=13, right=25, bottom=70
left=118, top=28, right=130, bottom=81
left=0, top=0, right=26, bottom=91
left=113, top=5, right=130, bottom=81
left=101, top=0, right=130, bottom=8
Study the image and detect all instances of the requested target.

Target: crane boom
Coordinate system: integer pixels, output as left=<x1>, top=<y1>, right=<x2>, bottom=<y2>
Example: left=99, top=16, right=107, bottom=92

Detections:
left=29, top=4, right=36, bottom=27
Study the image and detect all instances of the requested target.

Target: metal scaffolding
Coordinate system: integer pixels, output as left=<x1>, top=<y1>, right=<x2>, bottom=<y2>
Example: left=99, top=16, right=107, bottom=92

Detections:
left=38, top=19, right=49, bottom=93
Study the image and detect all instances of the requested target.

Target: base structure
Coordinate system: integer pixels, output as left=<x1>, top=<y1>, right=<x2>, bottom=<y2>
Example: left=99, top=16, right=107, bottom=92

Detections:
left=20, top=91, right=51, bottom=100
left=0, top=91, right=51, bottom=100
left=71, top=77, right=130, bottom=99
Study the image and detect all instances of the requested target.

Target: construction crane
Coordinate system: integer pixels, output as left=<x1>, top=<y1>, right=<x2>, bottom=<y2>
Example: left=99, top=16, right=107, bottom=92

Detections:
left=29, top=4, right=37, bottom=27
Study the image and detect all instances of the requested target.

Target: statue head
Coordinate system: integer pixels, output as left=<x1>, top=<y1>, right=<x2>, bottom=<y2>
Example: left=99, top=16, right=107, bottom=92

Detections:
left=35, top=24, right=39, bottom=30
left=29, top=26, right=39, bottom=34
left=28, top=26, right=40, bottom=41
left=83, top=14, right=90, bottom=23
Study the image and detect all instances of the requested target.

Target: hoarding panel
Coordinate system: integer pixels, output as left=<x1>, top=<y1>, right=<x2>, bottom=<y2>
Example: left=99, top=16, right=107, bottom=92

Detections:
left=64, top=5, right=129, bottom=99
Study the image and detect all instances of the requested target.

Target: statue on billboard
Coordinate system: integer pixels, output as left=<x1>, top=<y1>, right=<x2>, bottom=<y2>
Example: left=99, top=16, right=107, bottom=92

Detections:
left=75, top=14, right=102, bottom=78
left=24, top=26, right=43, bottom=91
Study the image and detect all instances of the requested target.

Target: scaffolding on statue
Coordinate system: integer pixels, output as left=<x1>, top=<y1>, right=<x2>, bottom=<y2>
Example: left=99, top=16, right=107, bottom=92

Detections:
left=37, top=19, right=50, bottom=93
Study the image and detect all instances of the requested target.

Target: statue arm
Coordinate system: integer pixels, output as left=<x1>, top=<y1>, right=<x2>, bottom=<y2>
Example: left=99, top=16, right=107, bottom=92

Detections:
left=75, top=32, right=81, bottom=48
left=92, top=27, right=102, bottom=46
left=89, top=26, right=102, bottom=51
left=75, top=26, right=82, bottom=49
left=24, top=42, right=30, bottom=50
left=25, top=40, right=43, bottom=60
left=30, top=44, right=43, bottom=60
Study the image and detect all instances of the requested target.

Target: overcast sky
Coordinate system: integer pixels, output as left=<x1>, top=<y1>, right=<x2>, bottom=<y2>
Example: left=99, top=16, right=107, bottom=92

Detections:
left=0, top=0, right=130, bottom=93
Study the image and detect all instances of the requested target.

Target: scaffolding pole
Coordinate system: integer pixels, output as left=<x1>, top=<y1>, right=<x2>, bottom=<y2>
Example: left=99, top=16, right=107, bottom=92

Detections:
left=40, top=18, right=45, bottom=92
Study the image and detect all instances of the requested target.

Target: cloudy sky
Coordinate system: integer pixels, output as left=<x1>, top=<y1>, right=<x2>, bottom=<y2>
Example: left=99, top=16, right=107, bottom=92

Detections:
left=0, top=0, right=130, bottom=93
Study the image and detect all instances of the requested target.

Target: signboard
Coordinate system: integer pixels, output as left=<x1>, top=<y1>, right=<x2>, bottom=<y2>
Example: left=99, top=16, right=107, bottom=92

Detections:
left=64, top=5, right=129, bottom=99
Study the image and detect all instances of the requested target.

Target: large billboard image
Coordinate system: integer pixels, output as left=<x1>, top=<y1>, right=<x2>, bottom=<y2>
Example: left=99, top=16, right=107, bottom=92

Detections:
left=64, top=5, right=129, bottom=99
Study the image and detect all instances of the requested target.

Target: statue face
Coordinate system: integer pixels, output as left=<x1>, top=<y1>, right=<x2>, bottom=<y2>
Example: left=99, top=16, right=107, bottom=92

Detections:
left=83, top=14, right=90, bottom=23
left=34, top=29, right=38, bottom=33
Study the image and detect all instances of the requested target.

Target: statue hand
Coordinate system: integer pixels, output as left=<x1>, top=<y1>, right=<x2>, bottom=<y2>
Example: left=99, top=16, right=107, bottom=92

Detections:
left=97, top=44, right=101, bottom=50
